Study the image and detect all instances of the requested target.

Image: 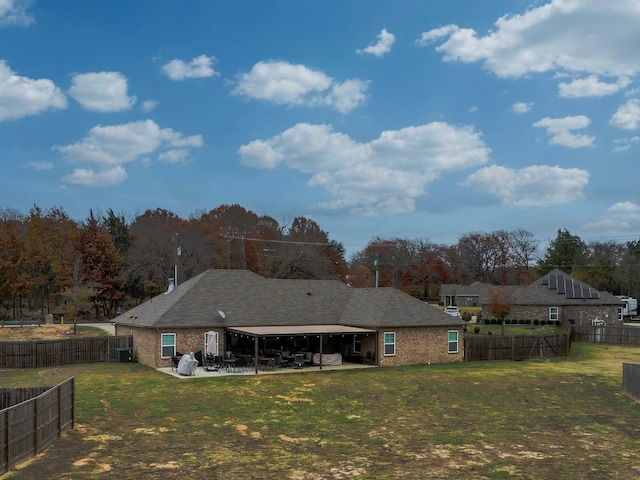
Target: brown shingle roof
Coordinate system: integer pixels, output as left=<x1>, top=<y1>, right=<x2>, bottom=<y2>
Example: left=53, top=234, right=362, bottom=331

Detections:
left=114, top=269, right=463, bottom=329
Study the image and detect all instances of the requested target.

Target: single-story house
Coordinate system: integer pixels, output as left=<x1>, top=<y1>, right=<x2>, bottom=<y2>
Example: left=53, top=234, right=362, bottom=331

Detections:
left=442, top=269, right=624, bottom=326
left=113, top=269, right=465, bottom=370
left=440, top=281, right=490, bottom=308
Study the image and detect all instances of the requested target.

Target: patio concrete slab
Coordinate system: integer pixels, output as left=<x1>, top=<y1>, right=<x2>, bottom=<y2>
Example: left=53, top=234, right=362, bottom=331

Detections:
left=157, top=362, right=375, bottom=379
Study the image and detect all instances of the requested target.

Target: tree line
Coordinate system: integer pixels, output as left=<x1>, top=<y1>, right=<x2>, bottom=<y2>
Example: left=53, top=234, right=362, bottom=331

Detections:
left=1, top=204, right=638, bottom=321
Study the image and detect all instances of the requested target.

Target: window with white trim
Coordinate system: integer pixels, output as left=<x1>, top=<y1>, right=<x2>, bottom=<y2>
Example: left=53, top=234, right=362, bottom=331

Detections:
left=383, top=332, right=395, bottom=356
left=549, top=307, right=558, bottom=322
left=353, top=336, right=361, bottom=354
left=448, top=330, right=459, bottom=353
left=161, top=333, right=176, bottom=358
left=204, top=331, right=219, bottom=356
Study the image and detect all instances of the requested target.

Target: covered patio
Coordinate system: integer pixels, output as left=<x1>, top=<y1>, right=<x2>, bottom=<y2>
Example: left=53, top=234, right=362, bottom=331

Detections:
left=224, top=324, right=378, bottom=374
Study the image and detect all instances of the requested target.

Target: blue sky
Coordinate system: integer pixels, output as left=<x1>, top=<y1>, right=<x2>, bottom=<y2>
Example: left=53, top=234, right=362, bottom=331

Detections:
left=1, top=0, right=640, bottom=258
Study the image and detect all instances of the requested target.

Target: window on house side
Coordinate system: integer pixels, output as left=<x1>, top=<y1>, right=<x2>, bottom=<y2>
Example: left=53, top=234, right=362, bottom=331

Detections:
left=448, top=330, right=459, bottom=353
left=161, top=333, right=176, bottom=358
left=549, top=307, right=558, bottom=321
left=618, top=307, right=623, bottom=321
left=383, top=332, right=395, bottom=356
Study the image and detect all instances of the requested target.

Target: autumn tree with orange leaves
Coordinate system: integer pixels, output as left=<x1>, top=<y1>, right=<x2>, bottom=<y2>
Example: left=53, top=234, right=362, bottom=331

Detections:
left=487, top=286, right=514, bottom=335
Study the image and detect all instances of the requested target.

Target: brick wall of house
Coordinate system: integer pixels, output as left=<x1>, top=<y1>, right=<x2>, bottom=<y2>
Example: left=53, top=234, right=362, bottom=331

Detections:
left=115, top=325, right=157, bottom=367
left=115, top=325, right=226, bottom=369
left=481, top=304, right=621, bottom=326
left=377, top=327, right=463, bottom=367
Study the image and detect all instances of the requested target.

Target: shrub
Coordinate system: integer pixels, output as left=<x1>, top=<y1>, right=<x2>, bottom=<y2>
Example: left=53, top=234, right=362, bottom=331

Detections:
left=525, top=319, right=531, bottom=325
left=484, top=319, right=491, bottom=325
left=533, top=319, right=539, bottom=325
left=540, top=320, right=546, bottom=325
left=504, top=319, right=511, bottom=325
left=462, top=311, right=472, bottom=322
left=474, top=326, right=480, bottom=334
left=519, top=319, right=526, bottom=325
left=491, top=318, right=498, bottom=325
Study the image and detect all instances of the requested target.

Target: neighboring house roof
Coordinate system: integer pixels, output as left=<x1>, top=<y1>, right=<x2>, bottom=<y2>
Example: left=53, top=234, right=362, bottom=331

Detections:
left=440, top=281, right=490, bottom=298
left=476, top=269, right=624, bottom=307
left=114, top=269, right=464, bottom=330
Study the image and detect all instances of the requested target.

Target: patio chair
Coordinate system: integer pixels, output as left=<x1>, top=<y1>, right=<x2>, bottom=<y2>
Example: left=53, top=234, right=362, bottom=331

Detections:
left=293, top=353, right=305, bottom=369
left=194, top=350, right=204, bottom=367
left=276, top=352, right=289, bottom=368
left=171, top=351, right=183, bottom=371
left=263, top=357, right=276, bottom=371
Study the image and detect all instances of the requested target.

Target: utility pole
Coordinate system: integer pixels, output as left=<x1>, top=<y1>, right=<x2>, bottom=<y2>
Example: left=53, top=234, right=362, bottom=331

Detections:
left=220, top=227, right=251, bottom=269
left=370, top=241, right=395, bottom=288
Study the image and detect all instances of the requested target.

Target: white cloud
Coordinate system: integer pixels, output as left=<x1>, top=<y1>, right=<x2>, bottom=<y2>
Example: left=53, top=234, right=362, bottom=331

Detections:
left=63, top=166, right=127, bottom=187
left=583, top=202, right=640, bottom=231
left=161, top=54, right=219, bottom=80
left=356, top=28, right=395, bottom=57
left=55, top=119, right=202, bottom=186
left=613, top=135, right=640, bottom=152
left=608, top=201, right=640, bottom=215
left=559, top=75, right=631, bottom=98
left=141, top=99, right=158, bottom=112
left=461, top=164, right=588, bottom=207
left=417, top=1, right=640, bottom=78
left=26, top=161, right=53, bottom=170
left=69, top=72, right=136, bottom=112
left=0, top=60, right=67, bottom=121
left=610, top=98, right=640, bottom=130
left=533, top=115, right=595, bottom=148
left=232, top=60, right=368, bottom=113
left=583, top=218, right=630, bottom=231
left=158, top=149, right=190, bottom=164
left=510, top=102, right=533, bottom=114
left=626, top=87, right=640, bottom=97
left=0, top=0, right=34, bottom=26
left=325, top=79, right=369, bottom=114
left=239, top=121, right=490, bottom=215
left=614, top=135, right=640, bottom=144
left=614, top=145, right=631, bottom=153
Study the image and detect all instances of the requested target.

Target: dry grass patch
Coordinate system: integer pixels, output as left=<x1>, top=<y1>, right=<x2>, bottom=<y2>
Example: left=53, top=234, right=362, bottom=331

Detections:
left=2, top=343, right=640, bottom=479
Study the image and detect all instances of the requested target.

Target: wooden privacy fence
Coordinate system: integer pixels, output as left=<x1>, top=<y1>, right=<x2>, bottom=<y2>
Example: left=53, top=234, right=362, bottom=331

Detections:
left=571, top=325, right=640, bottom=345
left=0, top=336, right=132, bottom=368
left=623, top=363, right=640, bottom=402
left=0, top=378, right=75, bottom=475
left=464, top=334, right=569, bottom=362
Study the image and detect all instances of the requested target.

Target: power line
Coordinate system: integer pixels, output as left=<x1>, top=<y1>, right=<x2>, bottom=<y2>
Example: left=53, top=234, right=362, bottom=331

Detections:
left=242, top=236, right=333, bottom=247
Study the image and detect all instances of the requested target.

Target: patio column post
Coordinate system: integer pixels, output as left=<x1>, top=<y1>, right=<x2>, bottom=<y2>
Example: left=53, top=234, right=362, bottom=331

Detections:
left=319, top=334, right=323, bottom=370
left=254, top=335, right=259, bottom=374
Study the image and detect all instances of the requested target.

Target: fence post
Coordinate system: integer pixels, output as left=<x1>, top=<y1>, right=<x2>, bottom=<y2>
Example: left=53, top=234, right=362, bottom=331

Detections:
left=57, top=384, right=61, bottom=439
left=33, top=396, right=38, bottom=455
left=3, top=409, right=8, bottom=473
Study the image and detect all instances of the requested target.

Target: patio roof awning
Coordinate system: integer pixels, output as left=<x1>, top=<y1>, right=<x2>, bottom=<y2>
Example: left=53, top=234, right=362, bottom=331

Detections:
left=226, top=324, right=376, bottom=337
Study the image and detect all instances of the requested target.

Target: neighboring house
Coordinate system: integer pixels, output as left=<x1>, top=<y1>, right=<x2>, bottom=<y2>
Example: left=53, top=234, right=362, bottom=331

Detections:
left=440, top=281, right=490, bottom=308
left=113, top=269, right=465, bottom=370
left=444, top=269, right=624, bottom=326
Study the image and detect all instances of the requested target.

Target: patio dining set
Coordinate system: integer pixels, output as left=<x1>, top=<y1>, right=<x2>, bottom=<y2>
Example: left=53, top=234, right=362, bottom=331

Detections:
left=203, top=350, right=313, bottom=373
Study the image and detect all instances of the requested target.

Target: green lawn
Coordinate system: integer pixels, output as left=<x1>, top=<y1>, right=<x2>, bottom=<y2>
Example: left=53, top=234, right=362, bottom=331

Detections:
left=3, top=343, right=640, bottom=479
